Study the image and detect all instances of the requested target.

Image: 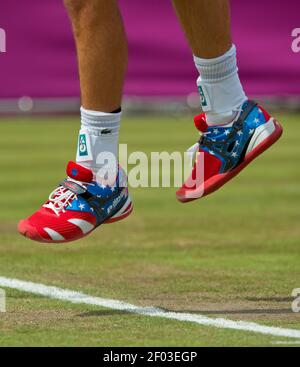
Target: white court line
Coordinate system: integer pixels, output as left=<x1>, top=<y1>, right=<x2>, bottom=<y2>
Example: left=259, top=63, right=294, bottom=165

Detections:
left=1, top=276, right=300, bottom=339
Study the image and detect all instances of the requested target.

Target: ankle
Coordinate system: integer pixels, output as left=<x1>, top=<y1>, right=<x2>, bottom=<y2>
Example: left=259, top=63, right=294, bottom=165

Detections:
left=194, top=44, right=247, bottom=125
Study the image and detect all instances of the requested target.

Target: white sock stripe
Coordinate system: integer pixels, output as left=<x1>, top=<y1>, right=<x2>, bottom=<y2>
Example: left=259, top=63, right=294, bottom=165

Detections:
left=67, top=219, right=94, bottom=234
left=43, top=228, right=65, bottom=241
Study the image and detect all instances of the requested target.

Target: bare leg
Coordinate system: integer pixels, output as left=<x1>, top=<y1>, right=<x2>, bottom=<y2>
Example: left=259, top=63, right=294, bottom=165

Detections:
left=17, top=1, right=130, bottom=244
left=172, top=0, right=246, bottom=126
left=172, top=0, right=231, bottom=58
left=64, top=0, right=127, bottom=112
left=174, top=0, right=282, bottom=204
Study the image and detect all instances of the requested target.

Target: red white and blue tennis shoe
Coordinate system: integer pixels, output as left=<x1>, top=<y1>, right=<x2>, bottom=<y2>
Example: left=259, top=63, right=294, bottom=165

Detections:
left=176, top=100, right=283, bottom=202
left=18, top=162, right=133, bottom=243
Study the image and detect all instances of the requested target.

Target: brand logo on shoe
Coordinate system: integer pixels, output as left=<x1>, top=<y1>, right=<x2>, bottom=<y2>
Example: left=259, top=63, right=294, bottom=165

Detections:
left=198, top=86, right=208, bottom=107
left=78, top=134, right=88, bottom=156
left=112, top=190, right=125, bottom=208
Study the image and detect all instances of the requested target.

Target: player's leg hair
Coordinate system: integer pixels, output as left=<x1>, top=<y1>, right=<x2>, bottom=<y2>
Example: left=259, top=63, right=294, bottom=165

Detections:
left=64, top=0, right=128, bottom=112
left=172, top=0, right=231, bottom=58
left=172, top=0, right=246, bottom=126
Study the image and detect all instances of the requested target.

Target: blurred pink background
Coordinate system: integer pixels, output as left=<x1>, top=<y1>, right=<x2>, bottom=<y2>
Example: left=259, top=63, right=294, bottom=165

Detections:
left=0, top=0, right=299, bottom=99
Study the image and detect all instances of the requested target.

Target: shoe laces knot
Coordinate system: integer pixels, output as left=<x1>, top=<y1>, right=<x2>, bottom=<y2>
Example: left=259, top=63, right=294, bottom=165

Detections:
left=43, top=178, right=86, bottom=216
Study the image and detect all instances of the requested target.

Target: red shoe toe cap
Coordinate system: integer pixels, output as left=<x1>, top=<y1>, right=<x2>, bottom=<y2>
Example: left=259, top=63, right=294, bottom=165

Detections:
left=18, top=219, right=49, bottom=243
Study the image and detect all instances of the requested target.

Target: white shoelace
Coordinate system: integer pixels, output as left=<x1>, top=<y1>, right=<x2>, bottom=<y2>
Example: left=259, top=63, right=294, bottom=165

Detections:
left=43, top=178, right=87, bottom=216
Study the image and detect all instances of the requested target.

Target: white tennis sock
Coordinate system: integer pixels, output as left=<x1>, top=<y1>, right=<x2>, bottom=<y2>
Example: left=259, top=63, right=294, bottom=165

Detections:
left=76, top=107, right=121, bottom=182
left=194, top=44, right=247, bottom=125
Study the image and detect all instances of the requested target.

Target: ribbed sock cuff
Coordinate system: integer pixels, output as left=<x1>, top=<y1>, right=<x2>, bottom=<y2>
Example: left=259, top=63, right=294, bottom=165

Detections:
left=194, top=45, right=238, bottom=83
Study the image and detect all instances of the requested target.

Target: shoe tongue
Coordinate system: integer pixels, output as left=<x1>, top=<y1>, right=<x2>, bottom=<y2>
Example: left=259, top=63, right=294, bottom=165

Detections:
left=66, top=161, right=93, bottom=183
left=194, top=114, right=208, bottom=133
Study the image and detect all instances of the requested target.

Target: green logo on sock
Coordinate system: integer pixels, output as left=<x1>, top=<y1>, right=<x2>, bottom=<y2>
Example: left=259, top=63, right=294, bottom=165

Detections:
left=198, top=85, right=208, bottom=107
left=78, top=134, right=88, bottom=156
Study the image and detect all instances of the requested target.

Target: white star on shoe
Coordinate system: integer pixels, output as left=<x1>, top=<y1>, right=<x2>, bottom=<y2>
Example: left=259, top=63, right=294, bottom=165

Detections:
left=249, top=129, right=255, bottom=134
left=224, top=129, right=230, bottom=136
left=78, top=203, right=85, bottom=211
left=254, top=118, right=260, bottom=123
left=237, top=130, right=243, bottom=136
left=213, top=129, right=219, bottom=134
left=208, top=150, right=215, bottom=155
left=231, top=152, right=238, bottom=158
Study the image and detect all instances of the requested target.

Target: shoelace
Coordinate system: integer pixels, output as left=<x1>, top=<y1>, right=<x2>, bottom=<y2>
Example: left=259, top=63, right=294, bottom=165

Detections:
left=43, top=178, right=87, bottom=216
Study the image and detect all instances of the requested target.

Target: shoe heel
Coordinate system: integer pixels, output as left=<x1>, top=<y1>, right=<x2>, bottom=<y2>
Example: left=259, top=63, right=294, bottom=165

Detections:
left=246, top=118, right=280, bottom=155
